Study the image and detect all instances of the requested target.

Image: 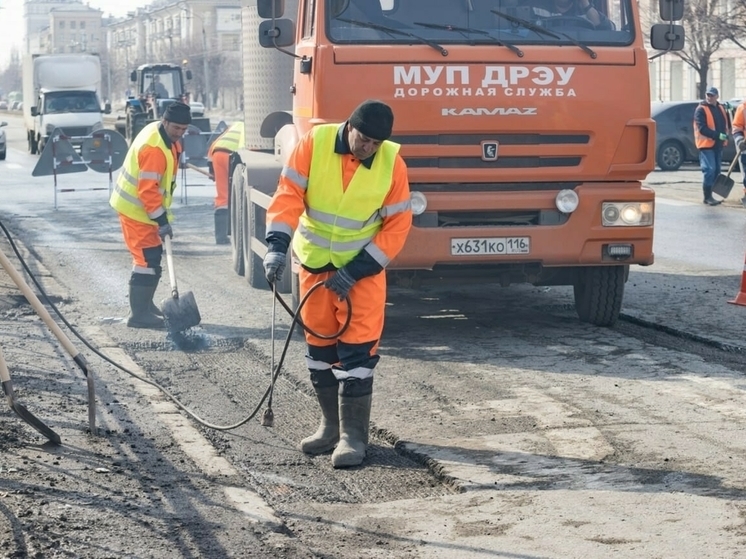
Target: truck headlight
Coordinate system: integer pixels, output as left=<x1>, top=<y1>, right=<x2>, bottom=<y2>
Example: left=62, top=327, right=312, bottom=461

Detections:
left=91, top=121, right=103, bottom=132
left=410, top=191, right=427, bottom=215
left=45, top=123, right=56, bottom=134
left=555, top=189, right=579, bottom=214
left=602, top=202, right=653, bottom=226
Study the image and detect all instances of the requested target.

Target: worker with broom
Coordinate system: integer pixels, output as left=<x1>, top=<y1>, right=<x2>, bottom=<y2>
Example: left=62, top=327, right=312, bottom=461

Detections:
left=208, top=122, right=244, bottom=244
left=110, top=102, right=191, bottom=329
left=263, top=99, right=412, bottom=468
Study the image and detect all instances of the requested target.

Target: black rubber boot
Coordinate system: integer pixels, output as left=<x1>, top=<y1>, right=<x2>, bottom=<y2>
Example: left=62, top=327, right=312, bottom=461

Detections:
left=703, top=186, right=721, bottom=205
left=300, top=369, right=340, bottom=455
left=127, top=278, right=165, bottom=329
left=214, top=208, right=230, bottom=245
left=332, top=378, right=373, bottom=468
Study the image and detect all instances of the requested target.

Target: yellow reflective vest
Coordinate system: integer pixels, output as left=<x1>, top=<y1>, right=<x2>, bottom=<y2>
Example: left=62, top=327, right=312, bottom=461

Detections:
left=292, top=124, right=400, bottom=269
left=110, top=122, right=176, bottom=224
left=209, top=122, right=244, bottom=155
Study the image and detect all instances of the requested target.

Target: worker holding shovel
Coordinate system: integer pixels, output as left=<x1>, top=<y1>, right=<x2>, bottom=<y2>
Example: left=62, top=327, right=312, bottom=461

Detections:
left=109, top=102, right=191, bottom=329
left=263, top=100, right=412, bottom=468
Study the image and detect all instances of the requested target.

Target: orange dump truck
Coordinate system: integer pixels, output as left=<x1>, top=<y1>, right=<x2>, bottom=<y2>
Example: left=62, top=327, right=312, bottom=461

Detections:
left=228, top=0, right=684, bottom=325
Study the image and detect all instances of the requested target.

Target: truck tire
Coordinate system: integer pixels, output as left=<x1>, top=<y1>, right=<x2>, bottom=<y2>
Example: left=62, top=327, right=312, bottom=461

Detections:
left=28, top=132, right=38, bottom=155
left=246, top=188, right=292, bottom=294
left=230, top=165, right=245, bottom=276
left=573, top=265, right=626, bottom=327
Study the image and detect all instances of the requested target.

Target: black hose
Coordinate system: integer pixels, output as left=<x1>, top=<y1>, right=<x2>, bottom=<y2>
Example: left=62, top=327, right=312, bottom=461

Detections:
left=0, top=217, right=349, bottom=432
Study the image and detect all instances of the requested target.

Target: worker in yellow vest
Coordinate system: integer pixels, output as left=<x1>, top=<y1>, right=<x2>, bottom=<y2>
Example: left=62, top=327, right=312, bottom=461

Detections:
left=263, top=100, right=412, bottom=468
left=208, top=122, right=244, bottom=244
left=109, top=102, right=191, bottom=328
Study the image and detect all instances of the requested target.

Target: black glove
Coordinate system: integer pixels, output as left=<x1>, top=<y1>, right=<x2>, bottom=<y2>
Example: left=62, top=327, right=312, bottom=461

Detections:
left=158, top=223, right=173, bottom=241
left=739, top=141, right=746, bottom=152
left=263, top=251, right=286, bottom=283
left=324, top=267, right=356, bottom=300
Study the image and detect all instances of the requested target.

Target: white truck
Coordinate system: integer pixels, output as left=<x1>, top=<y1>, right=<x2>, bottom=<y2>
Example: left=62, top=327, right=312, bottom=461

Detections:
left=23, top=54, right=111, bottom=154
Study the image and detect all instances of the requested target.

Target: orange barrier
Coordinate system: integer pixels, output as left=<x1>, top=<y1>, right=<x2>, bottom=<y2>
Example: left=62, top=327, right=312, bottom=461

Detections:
left=728, top=253, right=746, bottom=306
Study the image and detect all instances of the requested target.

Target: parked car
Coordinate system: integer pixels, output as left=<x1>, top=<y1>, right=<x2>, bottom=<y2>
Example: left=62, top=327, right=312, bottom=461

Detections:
left=190, top=101, right=205, bottom=117
left=10, top=101, right=20, bottom=111
left=652, top=100, right=736, bottom=171
left=0, top=101, right=8, bottom=110
left=0, top=121, right=7, bottom=160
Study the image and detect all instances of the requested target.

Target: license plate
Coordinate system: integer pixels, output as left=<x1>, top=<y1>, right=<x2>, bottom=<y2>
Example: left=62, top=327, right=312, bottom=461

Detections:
left=450, top=237, right=530, bottom=256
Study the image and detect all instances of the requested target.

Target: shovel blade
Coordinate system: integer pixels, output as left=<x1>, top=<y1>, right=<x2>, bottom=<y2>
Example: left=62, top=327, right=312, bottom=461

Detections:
left=161, top=290, right=201, bottom=332
left=712, top=174, right=735, bottom=199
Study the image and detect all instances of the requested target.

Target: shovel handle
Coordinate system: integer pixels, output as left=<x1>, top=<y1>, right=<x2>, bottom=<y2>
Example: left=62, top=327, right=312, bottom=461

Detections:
left=163, top=236, right=179, bottom=298
left=726, top=155, right=740, bottom=177
left=0, top=248, right=80, bottom=360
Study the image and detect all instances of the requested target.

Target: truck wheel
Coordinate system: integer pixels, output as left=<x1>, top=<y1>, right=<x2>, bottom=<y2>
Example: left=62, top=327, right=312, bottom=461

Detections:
left=0, top=149, right=5, bottom=161
left=246, top=188, right=292, bottom=294
left=28, top=133, right=38, bottom=155
left=573, top=266, right=626, bottom=327
left=230, top=165, right=245, bottom=276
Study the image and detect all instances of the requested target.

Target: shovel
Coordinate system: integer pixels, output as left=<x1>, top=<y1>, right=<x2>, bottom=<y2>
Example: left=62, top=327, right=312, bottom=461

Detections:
left=0, top=246, right=96, bottom=435
left=0, top=344, right=61, bottom=444
left=161, top=236, right=201, bottom=332
left=712, top=155, right=740, bottom=199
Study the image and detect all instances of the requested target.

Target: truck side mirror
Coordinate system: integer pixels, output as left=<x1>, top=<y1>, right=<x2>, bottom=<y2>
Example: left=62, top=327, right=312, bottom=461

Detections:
left=130, top=70, right=137, bottom=82
left=258, top=0, right=284, bottom=18
left=259, top=18, right=295, bottom=48
left=659, top=0, right=684, bottom=21
left=186, top=70, right=193, bottom=80
left=650, top=24, right=685, bottom=51
left=104, top=102, right=112, bottom=114
left=31, top=106, right=38, bottom=117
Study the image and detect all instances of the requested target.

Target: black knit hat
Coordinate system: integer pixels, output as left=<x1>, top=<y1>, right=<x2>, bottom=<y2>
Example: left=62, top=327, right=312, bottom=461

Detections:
left=349, top=99, right=394, bottom=141
left=163, top=102, right=192, bottom=125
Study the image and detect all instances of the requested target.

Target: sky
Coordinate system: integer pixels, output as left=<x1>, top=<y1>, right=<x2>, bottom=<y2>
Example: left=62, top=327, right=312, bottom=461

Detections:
left=0, top=0, right=134, bottom=69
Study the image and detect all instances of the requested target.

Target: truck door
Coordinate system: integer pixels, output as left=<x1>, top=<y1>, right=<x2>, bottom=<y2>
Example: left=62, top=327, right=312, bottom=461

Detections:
left=294, top=0, right=317, bottom=128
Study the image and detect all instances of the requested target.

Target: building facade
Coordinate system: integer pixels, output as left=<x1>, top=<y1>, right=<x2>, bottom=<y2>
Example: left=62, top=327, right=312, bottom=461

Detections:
left=106, top=0, right=242, bottom=111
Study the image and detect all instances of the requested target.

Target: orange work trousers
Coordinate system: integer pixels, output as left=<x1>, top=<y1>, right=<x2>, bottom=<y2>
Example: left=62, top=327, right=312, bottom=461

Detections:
left=118, top=214, right=162, bottom=274
left=299, top=268, right=386, bottom=351
left=212, top=150, right=230, bottom=210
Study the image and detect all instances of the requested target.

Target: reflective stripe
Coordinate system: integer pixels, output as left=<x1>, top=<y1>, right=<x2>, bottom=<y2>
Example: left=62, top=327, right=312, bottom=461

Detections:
left=281, top=166, right=309, bottom=190
left=112, top=184, right=144, bottom=208
left=121, top=170, right=138, bottom=185
left=139, top=171, right=162, bottom=180
left=305, top=357, right=333, bottom=370
left=267, top=222, right=294, bottom=237
left=332, top=365, right=374, bottom=381
left=306, top=206, right=382, bottom=230
left=365, top=242, right=390, bottom=267
left=380, top=199, right=412, bottom=217
left=133, top=265, right=157, bottom=275
left=148, top=207, right=166, bottom=219
left=297, top=223, right=372, bottom=252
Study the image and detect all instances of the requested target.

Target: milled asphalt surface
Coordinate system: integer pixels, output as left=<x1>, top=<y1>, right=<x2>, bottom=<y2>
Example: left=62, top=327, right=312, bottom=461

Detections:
left=622, top=164, right=746, bottom=353
left=3, top=132, right=746, bottom=556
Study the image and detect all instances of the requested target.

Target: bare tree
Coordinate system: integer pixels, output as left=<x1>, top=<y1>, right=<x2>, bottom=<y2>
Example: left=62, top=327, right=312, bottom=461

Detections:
left=672, top=0, right=746, bottom=99
left=0, top=48, right=22, bottom=98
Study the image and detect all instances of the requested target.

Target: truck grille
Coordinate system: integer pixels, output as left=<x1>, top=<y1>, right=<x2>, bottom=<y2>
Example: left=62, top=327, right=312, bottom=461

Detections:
left=61, top=127, right=90, bottom=138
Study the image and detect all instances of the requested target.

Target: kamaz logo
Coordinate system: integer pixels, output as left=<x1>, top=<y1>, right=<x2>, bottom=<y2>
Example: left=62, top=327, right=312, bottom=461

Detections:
left=442, top=108, right=538, bottom=116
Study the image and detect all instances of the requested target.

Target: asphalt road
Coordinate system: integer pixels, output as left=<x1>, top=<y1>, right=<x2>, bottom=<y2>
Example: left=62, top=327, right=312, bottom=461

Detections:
left=2, top=111, right=746, bottom=558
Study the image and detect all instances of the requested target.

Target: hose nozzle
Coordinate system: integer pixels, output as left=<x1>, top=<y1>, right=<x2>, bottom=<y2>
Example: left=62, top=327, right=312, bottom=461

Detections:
left=261, top=407, right=274, bottom=427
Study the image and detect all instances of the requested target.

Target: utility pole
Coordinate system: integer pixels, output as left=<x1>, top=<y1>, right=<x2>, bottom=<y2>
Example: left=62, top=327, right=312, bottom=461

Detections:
left=202, top=23, right=210, bottom=110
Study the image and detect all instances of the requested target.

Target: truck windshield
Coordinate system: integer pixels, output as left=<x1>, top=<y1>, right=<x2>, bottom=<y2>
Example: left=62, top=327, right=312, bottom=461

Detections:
left=44, top=91, right=100, bottom=114
left=327, top=0, right=634, bottom=46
